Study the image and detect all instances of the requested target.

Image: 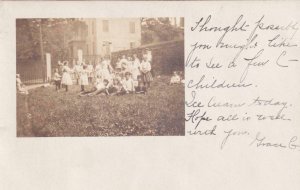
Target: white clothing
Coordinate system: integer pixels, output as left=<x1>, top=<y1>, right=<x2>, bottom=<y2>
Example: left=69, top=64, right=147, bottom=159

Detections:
left=170, top=75, right=181, bottom=84
left=80, top=69, right=89, bottom=85
left=131, top=58, right=141, bottom=80
left=61, top=66, right=73, bottom=85
left=140, top=60, right=151, bottom=73
left=122, top=78, right=135, bottom=92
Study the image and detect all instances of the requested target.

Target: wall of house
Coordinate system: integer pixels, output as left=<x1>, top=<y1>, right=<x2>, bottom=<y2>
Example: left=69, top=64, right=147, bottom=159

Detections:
left=84, top=19, right=97, bottom=55
left=84, top=18, right=141, bottom=57
left=97, top=18, right=141, bottom=55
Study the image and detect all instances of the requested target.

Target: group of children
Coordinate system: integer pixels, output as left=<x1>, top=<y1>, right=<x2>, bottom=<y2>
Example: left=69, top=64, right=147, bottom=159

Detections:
left=16, top=49, right=184, bottom=96
left=53, top=52, right=154, bottom=96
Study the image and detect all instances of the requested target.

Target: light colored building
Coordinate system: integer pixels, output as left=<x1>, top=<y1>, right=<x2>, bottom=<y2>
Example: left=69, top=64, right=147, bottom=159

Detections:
left=68, top=18, right=141, bottom=60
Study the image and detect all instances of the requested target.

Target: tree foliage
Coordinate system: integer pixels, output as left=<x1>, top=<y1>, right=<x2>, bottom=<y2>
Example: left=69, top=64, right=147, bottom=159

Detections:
left=16, top=18, right=86, bottom=64
left=141, top=18, right=183, bottom=45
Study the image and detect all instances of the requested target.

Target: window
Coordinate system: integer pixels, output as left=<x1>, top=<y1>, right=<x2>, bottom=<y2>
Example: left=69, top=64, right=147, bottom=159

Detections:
left=129, top=22, right=135, bottom=33
left=103, top=20, right=109, bottom=32
left=130, top=42, right=136, bottom=49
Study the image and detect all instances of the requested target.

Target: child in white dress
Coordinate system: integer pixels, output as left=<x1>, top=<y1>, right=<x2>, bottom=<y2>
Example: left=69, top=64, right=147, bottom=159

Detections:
left=101, top=57, right=113, bottom=81
left=120, top=55, right=128, bottom=72
left=131, top=54, right=141, bottom=80
left=145, top=49, right=154, bottom=77
left=126, top=56, right=133, bottom=72
left=61, top=61, right=73, bottom=92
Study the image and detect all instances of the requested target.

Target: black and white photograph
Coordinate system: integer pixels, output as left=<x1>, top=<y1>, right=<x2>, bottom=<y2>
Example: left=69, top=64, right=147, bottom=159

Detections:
left=16, top=17, right=185, bottom=137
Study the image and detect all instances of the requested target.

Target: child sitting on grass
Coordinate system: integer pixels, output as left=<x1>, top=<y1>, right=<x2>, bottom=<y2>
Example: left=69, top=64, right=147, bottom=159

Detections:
left=107, top=78, right=123, bottom=96
left=170, top=71, right=181, bottom=85
left=79, top=78, right=110, bottom=96
left=16, top=74, right=28, bottom=95
left=91, top=79, right=111, bottom=96
left=121, top=72, right=135, bottom=94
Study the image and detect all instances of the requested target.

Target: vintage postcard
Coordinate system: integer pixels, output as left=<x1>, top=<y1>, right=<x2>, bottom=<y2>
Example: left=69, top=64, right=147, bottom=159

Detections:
left=0, top=1, right=300, bottom=190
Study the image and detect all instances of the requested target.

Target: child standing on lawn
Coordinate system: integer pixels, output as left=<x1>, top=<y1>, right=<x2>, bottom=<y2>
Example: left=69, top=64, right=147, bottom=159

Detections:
left=61, top=61, right=73, bottom=92
left=74, top=61, right=83, bottom=85
left=87, top=61, right=94, bottom=84
left=170, top=71, right=181, bottom=85
left=131, top=54, right=141, bottom=81
left=101, top=56, right=113, bottom=81
left=120, top=55, right=128, bottom=72
left=145, top=49, right=154, bottom=77
left=53, top=68, right=61, bottom=91
left=79, top=65, right=89, bottom=92
left=115, top=57, right=122, bottom=73
left=140, top=55, right=153, bottom=89
left=135, top=75, right=147, bottom=94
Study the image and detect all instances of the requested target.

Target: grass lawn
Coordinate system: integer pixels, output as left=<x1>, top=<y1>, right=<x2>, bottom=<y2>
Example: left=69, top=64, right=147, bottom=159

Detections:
left=17, top=75, right=185, bottom=137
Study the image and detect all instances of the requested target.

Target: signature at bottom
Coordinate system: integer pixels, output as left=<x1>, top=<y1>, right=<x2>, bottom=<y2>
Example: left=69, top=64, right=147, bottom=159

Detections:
left=249, top=132, right=300, bottom=151
left=220, top=129, right=300, bottom=151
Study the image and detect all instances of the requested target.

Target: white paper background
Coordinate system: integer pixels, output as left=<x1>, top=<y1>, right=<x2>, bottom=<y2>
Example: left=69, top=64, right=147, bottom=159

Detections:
left=0, top=1, right=299, bottom=190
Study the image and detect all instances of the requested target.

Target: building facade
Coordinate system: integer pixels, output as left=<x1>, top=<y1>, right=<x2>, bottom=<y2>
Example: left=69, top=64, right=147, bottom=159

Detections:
left=68, top=18, right=142, bottom=61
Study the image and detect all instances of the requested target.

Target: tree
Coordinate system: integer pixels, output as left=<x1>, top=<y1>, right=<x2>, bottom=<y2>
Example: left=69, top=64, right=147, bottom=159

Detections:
left=16, top=19, right=40, bottom=62
left=141, top=18, right=183, bottom=45
left=16, top=18, right=87, bottom=64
